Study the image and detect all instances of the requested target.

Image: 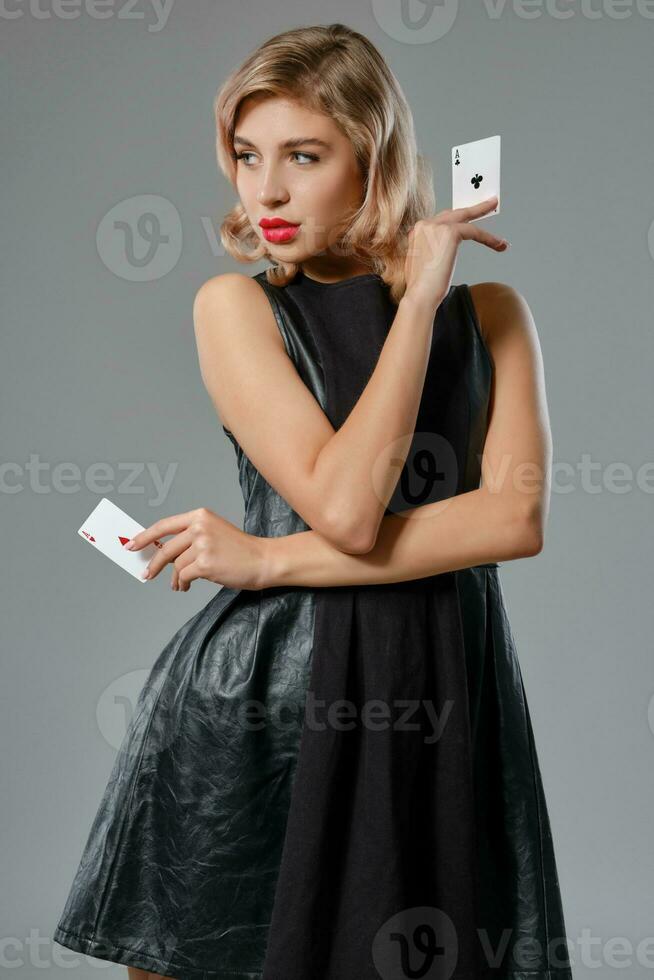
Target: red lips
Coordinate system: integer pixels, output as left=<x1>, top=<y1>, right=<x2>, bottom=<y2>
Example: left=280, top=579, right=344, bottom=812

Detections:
left=259, top=217, right=301, bottom=244
left=259, top=217, right=300, bottom=228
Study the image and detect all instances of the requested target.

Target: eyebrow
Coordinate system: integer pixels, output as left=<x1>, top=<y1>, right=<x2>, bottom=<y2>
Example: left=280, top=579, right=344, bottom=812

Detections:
left=233, top=135, right=332, bottom=150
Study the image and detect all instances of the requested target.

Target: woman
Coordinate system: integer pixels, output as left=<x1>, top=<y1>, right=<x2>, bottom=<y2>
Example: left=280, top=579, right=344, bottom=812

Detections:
left=53, top=23, right=573, bottom=980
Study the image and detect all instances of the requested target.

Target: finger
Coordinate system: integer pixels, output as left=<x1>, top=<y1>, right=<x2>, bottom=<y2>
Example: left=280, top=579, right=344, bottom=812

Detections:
left=177, top=559, right=204, bottom=591
left=125, top=511, right=199, bottom=552
left=452, top=196, right=499, bottom=221
left=144, top=529, right=194, bottom=581
left=171, top=567, right=179, bottom=591
left=173, top=548, right=197, bottom=591
left=455, top=221, right=508, bottom=251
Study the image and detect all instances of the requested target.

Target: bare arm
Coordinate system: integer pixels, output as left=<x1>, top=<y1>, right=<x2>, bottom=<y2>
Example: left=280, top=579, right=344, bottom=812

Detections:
left=193, top=202, right=507, bottom=556
left=193, top=273, right=437, bottom=555
left=258, top=282, right=552, bottom=588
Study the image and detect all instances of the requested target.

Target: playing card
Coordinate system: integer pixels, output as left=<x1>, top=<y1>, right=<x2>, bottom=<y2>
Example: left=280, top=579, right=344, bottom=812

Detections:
left=78, top=497, right=163, bottom=582
left=452, top=134, right=501, bottom=216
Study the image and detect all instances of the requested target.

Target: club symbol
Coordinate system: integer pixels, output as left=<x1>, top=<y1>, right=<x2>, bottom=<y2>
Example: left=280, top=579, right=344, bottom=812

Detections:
left=471, top=173, right=484, bottom=189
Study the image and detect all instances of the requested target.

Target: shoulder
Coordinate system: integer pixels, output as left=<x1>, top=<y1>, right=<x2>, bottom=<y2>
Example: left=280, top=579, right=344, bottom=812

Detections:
left=193, top=272, right=281, bottom=336
left=192, top=272, right=287, bottom=367
left=193, top=272, right=262, bottom=321
left=466, top=281, right=538, bottom=349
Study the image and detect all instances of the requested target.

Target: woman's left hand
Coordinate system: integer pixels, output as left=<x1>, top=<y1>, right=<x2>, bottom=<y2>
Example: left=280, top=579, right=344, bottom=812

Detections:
left=124, top=507, right=270, bottom=592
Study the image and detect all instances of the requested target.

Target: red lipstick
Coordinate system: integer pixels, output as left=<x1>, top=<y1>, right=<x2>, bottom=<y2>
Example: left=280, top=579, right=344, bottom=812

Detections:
left=259, top=217, right=301, bottom=244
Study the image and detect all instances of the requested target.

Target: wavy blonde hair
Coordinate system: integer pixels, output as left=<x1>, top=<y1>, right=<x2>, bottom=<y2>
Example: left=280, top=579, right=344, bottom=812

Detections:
left=213, top=23, right=435, bottom=306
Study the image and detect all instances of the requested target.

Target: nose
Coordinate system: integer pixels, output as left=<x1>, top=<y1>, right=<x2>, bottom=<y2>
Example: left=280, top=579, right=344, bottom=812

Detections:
left=256, top=165, right=289, bottom=207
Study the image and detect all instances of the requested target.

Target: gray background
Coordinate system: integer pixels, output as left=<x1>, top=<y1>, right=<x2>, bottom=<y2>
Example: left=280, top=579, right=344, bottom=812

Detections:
left=3, top=2, right=653, bottom=977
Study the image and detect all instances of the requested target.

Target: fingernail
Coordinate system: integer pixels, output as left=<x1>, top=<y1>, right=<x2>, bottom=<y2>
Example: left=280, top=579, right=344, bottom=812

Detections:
left=124, top=539, right=134, bottom=549
left=142, top=567, right=150, bottom=579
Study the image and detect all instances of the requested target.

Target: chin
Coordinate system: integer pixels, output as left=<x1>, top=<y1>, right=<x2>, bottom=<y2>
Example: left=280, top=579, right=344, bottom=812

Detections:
left=265, top=242, right=307, bottom=259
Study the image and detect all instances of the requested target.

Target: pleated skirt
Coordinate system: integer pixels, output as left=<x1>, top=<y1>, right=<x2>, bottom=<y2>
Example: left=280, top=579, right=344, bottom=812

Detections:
left=53, top=563, right=573, bottom=980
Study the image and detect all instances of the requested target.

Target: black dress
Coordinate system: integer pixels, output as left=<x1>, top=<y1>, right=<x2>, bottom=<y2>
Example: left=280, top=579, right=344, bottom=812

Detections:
left=53, top=268, right=574, bottom=980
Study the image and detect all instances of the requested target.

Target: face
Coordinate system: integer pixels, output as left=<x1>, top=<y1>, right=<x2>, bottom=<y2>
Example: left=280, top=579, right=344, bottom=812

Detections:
left=233, top=94, right=372, bottom=282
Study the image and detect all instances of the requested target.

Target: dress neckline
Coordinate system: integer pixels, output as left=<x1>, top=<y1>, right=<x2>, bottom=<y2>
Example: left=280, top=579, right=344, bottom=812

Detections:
left=294, top=268, right=382, bottom=289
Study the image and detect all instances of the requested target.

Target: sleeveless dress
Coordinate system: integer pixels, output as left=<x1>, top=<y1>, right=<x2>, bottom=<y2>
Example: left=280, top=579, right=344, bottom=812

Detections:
left=52, top=268, right=574, bottom=980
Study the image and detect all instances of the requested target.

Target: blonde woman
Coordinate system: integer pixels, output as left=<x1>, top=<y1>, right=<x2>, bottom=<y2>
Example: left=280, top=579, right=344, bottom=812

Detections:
left=53, top=23, right=573, bottom=980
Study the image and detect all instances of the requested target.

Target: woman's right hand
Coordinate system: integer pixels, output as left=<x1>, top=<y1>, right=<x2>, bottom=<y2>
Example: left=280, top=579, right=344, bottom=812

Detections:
left=402, top=196, right=508, bottom=314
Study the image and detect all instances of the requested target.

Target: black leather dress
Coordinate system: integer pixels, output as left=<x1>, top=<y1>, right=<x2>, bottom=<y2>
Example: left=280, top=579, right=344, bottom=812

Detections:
left=53, top=268, right=574, bottom=980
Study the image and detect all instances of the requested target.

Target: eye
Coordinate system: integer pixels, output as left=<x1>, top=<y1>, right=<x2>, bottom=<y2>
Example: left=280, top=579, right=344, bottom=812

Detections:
left=292, top=151, right=319, bottom=164
left=234, top=151, right=256, bottom=165
left=234, top=150, right=319, bottom=166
